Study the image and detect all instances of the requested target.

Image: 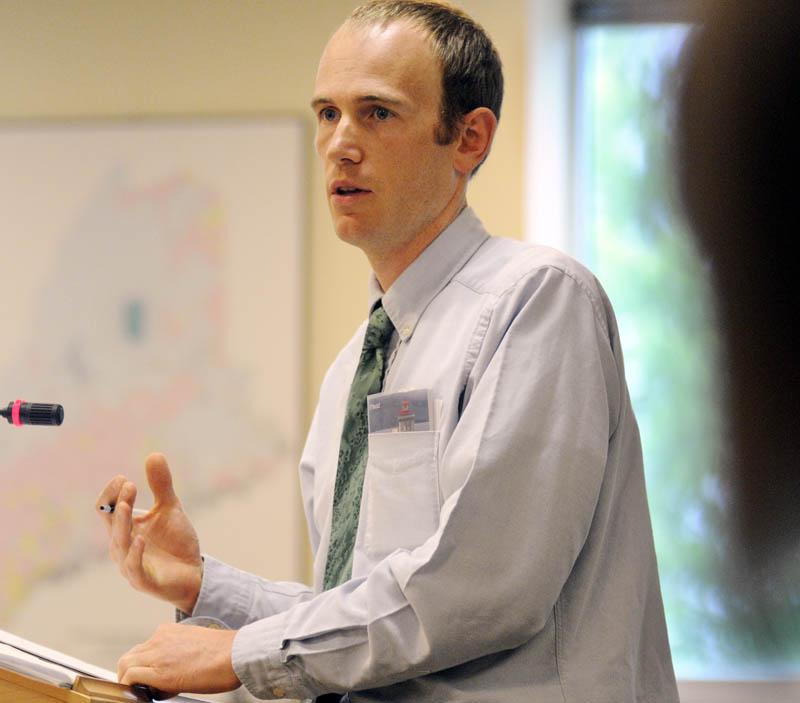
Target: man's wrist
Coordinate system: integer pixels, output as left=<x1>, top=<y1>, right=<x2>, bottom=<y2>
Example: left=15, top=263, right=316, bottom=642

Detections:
left=176, top=557, right=204, bottom=614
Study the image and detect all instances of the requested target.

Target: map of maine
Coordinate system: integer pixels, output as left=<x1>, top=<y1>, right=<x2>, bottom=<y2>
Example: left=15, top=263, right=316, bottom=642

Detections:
left=0, top=168, right=293, bottom=623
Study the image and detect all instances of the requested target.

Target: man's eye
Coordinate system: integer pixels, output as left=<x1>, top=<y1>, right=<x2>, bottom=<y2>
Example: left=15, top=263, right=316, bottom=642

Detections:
left=374, top=107, right=391, bottom=121
left=321, top=108, right=337, bottom=122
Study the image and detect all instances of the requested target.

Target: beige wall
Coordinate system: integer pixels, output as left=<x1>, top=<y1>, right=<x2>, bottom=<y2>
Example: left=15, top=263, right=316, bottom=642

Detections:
left=0, top=0, right=525, bottom=430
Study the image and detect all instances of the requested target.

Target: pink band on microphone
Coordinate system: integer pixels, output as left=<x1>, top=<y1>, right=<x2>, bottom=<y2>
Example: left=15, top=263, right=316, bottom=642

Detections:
left=12, top=399, right=23, bottom=426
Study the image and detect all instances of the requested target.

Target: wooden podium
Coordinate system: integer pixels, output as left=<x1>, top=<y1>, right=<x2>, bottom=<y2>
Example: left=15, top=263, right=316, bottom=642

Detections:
left=0, top=665, right=153, bottom=702
left=0, top=628, right=208, bottom=703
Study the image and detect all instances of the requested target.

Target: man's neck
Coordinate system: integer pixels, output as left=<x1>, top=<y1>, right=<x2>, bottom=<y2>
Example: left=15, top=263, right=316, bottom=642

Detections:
left=370, top=195, right=468, bottom=291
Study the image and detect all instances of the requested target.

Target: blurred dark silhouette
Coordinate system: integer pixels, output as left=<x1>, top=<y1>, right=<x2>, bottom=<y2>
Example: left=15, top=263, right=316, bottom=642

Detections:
left=675, top=0, right=799, bottom=572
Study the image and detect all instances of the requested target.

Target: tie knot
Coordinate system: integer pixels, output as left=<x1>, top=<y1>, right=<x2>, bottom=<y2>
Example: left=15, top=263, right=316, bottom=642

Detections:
left=363, top=305, right=394, bottom=351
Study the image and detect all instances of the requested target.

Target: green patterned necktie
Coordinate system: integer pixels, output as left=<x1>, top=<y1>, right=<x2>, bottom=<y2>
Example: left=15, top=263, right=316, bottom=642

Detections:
left=323, top=303, right=395, bottom=590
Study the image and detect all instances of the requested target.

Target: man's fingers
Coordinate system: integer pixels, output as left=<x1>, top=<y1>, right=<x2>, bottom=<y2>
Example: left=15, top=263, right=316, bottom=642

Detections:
left=117, top=629, right=177, bottom=694
left=121, top=535, right=149, bottom=590
left=118, top=646, right=138, bottom=684
left=109, top=482, right=137, bottom=564
left=118, top=664, right=178, bottom=701
left=120, top=480, right=138, bottom=508
left=118, top=661, right=155, bottom=689
left=118, top=637, right=158, bottom=686
left=145, top=453, right=180, bottom=509
left=96, top=475, right=128, bottom=527
left=119, top=668, right=150, bottom=689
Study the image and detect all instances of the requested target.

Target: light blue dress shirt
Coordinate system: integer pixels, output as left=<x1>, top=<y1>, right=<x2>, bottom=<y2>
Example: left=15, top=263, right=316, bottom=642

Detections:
left=189, top=208, right=678, bottom=701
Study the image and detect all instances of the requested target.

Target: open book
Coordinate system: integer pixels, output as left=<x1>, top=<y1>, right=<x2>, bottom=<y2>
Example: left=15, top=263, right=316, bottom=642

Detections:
left=0, top=627, right=207, bottom=701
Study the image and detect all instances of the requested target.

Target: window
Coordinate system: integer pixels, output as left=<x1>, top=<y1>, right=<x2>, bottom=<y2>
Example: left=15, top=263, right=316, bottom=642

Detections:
left=527, top=0, right=799, bottom=694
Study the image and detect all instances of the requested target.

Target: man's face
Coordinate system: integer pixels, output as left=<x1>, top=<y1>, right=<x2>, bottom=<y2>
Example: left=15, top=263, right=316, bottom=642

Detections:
left=311, top=20, right=462, bottom=265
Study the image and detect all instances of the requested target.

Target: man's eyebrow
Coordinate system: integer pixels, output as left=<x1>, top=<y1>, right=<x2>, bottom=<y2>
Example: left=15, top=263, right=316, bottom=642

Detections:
left=357, top=94, right=406, bottom=106
left=310, top=94, right=407, bottom=109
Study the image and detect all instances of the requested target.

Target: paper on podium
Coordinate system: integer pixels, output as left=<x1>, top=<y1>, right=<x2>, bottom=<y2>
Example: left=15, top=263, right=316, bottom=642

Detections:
left=0, top=627, right=209, bottom=701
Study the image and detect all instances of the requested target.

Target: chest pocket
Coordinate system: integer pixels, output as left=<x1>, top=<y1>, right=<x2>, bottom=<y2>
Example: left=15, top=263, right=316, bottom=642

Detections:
left=354, top=430, right=441, bottom=572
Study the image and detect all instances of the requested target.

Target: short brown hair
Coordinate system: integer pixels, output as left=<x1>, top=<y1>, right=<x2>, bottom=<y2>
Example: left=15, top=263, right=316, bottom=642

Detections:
left=349, top=0, right=503, bottom=151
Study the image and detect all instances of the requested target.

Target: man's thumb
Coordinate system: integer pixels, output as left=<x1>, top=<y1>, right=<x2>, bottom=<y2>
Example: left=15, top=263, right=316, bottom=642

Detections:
left=145, top=452, right=179, bottom=507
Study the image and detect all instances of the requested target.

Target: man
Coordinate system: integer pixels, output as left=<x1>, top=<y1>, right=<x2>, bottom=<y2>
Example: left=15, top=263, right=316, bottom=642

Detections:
left=99, top=2, right=678, bottom=700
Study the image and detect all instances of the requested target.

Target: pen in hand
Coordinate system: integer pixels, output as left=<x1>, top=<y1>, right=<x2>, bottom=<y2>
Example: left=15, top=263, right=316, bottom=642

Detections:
left=98, top=503, right=148, bottom=519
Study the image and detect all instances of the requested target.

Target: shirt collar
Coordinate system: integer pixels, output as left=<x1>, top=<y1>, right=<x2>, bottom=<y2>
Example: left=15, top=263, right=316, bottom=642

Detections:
left=368, top=207, right=490, bottom=342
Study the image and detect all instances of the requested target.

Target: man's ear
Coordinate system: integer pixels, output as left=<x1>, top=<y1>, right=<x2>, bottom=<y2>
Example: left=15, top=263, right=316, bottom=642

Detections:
left=453, top=107, right=498, bottom=175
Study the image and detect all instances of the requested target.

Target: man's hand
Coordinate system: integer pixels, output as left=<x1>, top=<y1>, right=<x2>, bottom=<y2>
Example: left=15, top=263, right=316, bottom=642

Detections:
left=118, top=623, right=240, bottom=695
left=96, top=452, right=203, bottom=613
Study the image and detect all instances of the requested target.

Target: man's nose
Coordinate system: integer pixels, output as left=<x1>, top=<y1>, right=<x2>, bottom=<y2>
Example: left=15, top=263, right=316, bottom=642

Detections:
left=326, top=117, right=363, bottom=164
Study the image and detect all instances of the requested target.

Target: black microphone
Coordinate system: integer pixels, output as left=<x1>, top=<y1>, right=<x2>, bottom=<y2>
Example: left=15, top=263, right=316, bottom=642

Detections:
left=2, top=400, right=64, bottom=426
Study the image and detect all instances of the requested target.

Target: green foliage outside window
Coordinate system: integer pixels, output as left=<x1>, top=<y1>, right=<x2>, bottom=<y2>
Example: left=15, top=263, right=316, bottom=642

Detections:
left=576, top=25, right=799, bottom=678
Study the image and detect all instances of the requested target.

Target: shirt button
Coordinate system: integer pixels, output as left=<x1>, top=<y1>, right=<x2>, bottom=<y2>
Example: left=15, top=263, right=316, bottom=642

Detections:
left=272, top=687, right=285, bottom=697
left=402, top=327, right=410, bottom=336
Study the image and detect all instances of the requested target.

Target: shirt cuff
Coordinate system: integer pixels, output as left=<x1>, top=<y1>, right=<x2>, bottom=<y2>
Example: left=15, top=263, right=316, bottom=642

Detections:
left=179, top=555, right=253, bottom=629
left=232, top=611, right=317, bottom=700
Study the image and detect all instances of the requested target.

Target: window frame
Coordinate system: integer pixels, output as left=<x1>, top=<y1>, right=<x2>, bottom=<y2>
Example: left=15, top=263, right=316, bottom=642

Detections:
left=571, top=0, right=698, bottom=24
